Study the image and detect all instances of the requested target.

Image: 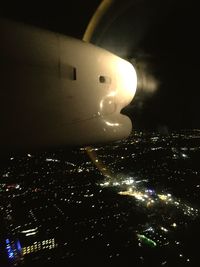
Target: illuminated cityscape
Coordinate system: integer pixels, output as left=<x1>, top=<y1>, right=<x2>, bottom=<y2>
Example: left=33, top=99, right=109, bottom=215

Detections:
left=1, top=130, right=200, bottom=266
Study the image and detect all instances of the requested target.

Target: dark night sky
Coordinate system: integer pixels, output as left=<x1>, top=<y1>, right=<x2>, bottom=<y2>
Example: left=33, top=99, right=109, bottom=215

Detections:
left=1, top=0, right=200, bottom=132
left=0, top=1, right=101, bottom=39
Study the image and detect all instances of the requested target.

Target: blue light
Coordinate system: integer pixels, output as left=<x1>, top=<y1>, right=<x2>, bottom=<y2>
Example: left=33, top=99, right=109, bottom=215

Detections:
left=145, top=188, right=156, bottom=196
left=16, top=240, right=22, bottom=251
left=8, top=251, right=14, bottom=259
left=5, top=238, right=15, bottom=259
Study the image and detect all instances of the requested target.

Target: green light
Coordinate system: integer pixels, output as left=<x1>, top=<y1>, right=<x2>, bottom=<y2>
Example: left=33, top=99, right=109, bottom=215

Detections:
left=137, top=234, right=157, bottom=248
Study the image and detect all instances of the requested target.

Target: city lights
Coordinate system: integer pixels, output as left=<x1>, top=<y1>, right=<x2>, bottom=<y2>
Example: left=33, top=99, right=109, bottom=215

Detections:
left=0, top=130, right=200, bottom=266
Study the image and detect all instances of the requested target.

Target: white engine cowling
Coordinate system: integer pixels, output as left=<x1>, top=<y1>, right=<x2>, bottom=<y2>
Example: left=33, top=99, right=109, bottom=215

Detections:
left=0, top=19, right=137, bottom=151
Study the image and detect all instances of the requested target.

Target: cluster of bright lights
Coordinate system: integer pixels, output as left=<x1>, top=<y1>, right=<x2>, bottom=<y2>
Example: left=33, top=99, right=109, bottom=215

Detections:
left=46, top=158, right=60, bottom=162
left=5, top=239, right=22, bottom=260
left=98, top=176, right=199, bottom=217
left=6, top=239, right=14, bottom=259
left=99, top=177, right=134, bottom=187
left=98, top=174, right=199, bottom=254
left=22, top=238, right=56, bottom=255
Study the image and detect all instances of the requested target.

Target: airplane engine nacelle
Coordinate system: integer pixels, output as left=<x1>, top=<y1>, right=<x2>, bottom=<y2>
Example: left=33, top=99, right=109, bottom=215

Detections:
left=0, top=19, right=137, bottom=151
